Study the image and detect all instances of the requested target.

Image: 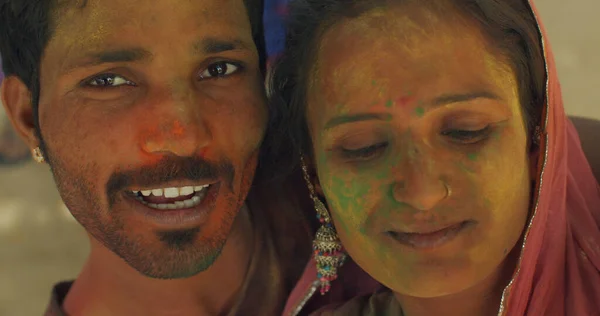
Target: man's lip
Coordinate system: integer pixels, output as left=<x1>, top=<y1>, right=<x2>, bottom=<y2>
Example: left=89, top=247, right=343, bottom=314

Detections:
left=125, top=180, right=218, bottom=191
left=386, top=221, right=475, bottom=250
left=121, top=182, right=220, bottom=228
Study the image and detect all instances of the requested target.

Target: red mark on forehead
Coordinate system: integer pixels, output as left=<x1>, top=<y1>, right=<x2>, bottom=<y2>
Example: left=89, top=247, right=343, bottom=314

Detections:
left=396, top=95, right=415, bottom=107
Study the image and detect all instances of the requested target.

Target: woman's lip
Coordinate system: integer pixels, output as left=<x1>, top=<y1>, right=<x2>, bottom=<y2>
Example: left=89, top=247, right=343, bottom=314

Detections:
left=387, top=221, right=474, bottom=250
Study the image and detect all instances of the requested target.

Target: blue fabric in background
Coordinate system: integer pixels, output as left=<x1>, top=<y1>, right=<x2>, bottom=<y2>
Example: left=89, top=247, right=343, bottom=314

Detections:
left=263, top=0, right=289, bottom=64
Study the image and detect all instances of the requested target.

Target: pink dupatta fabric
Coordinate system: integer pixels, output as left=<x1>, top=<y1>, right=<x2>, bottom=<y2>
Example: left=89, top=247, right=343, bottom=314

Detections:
left=500, top=1, right=600, bottom=315
left=283, top=0, right=600, bottom=315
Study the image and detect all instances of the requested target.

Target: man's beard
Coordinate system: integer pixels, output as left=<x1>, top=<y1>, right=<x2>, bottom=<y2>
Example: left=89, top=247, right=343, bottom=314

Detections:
left=44, top=141, right=241, bottom=279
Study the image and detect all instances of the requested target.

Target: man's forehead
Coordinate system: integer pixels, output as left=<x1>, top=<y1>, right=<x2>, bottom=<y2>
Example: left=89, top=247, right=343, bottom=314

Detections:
left=46, top=0, right=254, bottom=71
left=51, top=0, right=247, bottom=44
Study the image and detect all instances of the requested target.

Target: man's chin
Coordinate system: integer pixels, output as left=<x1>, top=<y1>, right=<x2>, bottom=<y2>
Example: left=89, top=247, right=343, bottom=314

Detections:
left=99, top=230, right=228, bottom=279
left=124, top=245, right=225, bottom=279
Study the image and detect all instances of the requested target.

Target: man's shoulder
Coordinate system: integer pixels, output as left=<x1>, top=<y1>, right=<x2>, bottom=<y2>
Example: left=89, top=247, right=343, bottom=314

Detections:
left=43, top=281, right=73, bottom=316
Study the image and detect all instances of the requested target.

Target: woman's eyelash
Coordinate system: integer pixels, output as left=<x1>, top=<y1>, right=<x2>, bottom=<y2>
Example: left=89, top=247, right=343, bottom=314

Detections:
left=442, top=126, right=491, bottom=143
left=341, top=142, right=388, bottom=160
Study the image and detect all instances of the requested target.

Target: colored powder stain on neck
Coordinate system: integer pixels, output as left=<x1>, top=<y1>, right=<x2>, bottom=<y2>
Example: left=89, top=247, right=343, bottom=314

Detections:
left=467, top=152, right=478, bottom=161
left=371, top=80, right=377, bottom=86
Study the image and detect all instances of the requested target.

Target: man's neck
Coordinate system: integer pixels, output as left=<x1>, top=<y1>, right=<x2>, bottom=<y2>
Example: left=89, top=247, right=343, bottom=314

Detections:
left=63, top=205, right=255, bottom=316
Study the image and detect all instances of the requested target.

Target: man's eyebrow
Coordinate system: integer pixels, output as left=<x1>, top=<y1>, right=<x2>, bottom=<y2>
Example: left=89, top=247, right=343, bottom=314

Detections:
left=193, top=38, right=252, bottom=55
left=64, top=48, right=152, bottom=72
left=62, top=38, right=252, bottom=73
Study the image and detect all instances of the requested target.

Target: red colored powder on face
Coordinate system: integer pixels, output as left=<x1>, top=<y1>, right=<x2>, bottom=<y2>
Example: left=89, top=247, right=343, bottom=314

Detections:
left=396, top=95, right=415, bottom=107
left=138, top=124, right=166, bottom=164
left=171, top=120, right=185, bottom=137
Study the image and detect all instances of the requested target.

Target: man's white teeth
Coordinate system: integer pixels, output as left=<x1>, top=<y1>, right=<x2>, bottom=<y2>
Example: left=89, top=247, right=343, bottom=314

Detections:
left=132, top=185, right=209, bottom=197
left=138, top=194, right=203, bottom=210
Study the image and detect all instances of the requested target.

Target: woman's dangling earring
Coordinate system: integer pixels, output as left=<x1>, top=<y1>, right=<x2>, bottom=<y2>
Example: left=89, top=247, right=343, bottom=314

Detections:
left=300, top=156, right=346, bottom=295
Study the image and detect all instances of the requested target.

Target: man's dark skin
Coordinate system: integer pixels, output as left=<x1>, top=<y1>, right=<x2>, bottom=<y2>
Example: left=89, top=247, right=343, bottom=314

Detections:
left=1, top=0, right=290, bottom=315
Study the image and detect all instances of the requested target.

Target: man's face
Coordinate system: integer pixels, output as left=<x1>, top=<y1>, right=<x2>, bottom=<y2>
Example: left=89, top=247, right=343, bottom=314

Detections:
left=36, top=0, right=266, bottom=278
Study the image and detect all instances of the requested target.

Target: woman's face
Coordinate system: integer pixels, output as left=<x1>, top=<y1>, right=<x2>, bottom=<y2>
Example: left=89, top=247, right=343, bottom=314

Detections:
left=306, top=5, right=533, bottom=297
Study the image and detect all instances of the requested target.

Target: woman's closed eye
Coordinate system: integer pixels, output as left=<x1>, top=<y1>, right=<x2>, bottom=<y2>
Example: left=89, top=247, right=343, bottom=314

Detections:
left=341, top=142, right=388, bottom=161
left=442, top=126, right=492, bottom=144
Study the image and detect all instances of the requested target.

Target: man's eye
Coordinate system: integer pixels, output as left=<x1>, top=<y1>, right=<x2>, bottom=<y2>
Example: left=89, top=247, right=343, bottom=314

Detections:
left=199, top=62, right=241, bottom=79
left=86, top=74, right=134, bottom=88
left=341, top=142, right=388, bottom=161
left=441, top=126, right=491, bottom=144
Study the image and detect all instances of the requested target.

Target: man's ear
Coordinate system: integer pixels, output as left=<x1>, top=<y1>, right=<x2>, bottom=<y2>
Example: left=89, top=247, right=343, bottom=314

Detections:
left=1, top=76, right=39, bottom=149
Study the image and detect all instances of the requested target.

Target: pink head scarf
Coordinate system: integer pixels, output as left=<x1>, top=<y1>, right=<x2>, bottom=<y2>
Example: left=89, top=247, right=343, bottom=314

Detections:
left=499, top=1, right=600, bottom=315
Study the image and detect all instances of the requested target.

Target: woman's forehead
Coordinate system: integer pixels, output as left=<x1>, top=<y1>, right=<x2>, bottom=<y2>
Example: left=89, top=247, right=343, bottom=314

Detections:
left=311, top=12, right=510, bottom=101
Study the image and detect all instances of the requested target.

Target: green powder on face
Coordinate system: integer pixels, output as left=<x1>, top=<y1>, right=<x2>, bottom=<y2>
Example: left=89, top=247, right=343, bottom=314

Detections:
left=385, top=99, right=394, bottom=108
left=371, top=80, right=377, bottom=86
left=484, top=198, right=492, bottom=209
left=456, top=161, right=476, bottom=174
left=467, top=152, right=477, bottom=161
left=491, top=130, right=501, bottom=141
left=414, top=106, right=425, bottom=117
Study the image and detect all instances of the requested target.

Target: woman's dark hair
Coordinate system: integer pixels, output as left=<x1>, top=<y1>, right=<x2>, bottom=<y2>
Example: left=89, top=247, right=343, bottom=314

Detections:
left=262, top=0, right=546, bottom=181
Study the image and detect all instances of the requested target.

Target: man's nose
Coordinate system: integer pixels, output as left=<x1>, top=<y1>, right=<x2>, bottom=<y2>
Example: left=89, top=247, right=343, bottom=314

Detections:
left=139, top=87, right=211, bottom=158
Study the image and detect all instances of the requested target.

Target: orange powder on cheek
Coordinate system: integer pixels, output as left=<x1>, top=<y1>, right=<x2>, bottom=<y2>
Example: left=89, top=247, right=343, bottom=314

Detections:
left=171, top=120, right=186, bottom=137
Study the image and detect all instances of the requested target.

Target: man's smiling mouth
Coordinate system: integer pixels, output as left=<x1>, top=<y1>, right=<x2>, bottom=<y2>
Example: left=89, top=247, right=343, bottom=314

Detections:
left=130, top=185, right=211, bottom=210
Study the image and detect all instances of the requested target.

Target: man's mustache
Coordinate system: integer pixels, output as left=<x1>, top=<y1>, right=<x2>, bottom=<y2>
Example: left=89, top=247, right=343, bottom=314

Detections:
left=106, top=156, right=234, bottom=205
